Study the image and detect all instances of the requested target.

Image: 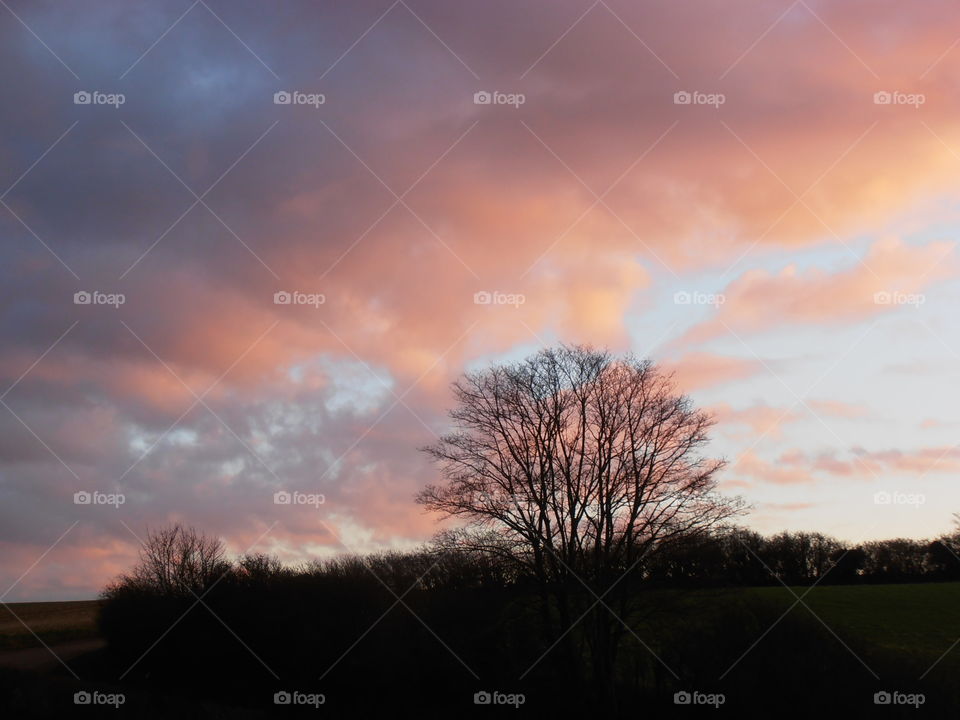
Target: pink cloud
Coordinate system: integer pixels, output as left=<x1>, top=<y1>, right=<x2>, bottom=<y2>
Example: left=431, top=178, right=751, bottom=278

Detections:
left=711, top=402, right=801, bottom=438
left=678, top=238, right=955, bottom=345
left=8, top=0, right=960, bottom=598
left=919, top=418, right=960, bottom=429
left=779, top=446, right=960, bottom=478
left=807, top=399, right=871, bottom=419
left=733, top=451, right=813, bottom=486
left=664, top=352, right=768, bottom=392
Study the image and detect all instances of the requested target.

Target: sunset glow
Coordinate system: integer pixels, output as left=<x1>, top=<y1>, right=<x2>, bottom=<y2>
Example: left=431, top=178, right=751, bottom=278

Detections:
left=2, top=0, right=959, bottom=601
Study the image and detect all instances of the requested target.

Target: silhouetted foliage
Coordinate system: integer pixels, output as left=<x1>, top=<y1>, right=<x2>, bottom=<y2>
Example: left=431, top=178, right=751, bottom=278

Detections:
left=417, top=345, right=745, bottom=704
left=94, top=351, right=960, bottom=715
left=93, top=337, right=960, bottom=714
left=96, top=517, right=960, bottom=716
left=103, top=524, right=229, bottom=597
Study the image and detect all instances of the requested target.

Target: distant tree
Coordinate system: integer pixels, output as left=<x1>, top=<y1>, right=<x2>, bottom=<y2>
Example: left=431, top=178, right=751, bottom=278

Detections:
left=946, top=513, right=960, bottom=552
left=924, top=541, right=960, bottom=581
left=714, top=528, right=768, bottom=585
left=119, top=524, right=229, bottom=596
left=761, top=532, right=843, bottom=584
left=861, top=539, right=927, bottom=582
left=417, top=345, right=744, bottom=700
left=828, top=545, right=866, bottom=584
left=236, top=553, right=286, bottom=583
left=644, top=529, right=726, bottom=585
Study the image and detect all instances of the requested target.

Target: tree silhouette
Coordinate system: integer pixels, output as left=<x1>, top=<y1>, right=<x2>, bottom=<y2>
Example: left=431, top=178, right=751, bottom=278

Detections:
left=114, top=524, right=228, bottom=596
left=417, top=345, right=744, bottom=699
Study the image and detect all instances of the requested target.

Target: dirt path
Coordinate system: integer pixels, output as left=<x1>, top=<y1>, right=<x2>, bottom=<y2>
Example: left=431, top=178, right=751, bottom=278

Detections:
left=0, top=638, right=106, bottom=672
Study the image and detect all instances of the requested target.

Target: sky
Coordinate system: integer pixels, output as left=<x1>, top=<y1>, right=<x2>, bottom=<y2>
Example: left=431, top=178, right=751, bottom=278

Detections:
left=1, top=0, right=959, bottom=600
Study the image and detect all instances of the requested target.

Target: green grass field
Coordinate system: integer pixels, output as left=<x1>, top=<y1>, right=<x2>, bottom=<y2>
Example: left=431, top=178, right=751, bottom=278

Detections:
left=0, top=601, right=101, bottom=650
left=747, top=583, right=960, bottom=675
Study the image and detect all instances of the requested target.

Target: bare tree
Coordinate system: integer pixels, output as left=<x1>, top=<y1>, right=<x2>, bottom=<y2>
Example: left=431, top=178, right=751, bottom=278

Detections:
left=125, top=524, right=229, bottom=596
left=236, top=553, right=285, bottom=583
left=417, top=345, right=743, bottom=696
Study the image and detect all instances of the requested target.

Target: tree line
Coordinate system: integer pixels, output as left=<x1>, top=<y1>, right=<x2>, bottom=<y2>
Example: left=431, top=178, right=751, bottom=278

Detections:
left=641, top=526, right=960, bottom=585
left=98, top=521, right=960, bottom=713
left=97, top=346, right=957, bottom=714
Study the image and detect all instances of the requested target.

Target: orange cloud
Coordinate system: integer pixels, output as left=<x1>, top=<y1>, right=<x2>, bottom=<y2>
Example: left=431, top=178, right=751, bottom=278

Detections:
left=807, top=399, right=871, bottom=419
left=733, top=451, right=813, bottom=486
left=678, top=238, right=955, bottom=345
left=779, top=446, right=960, bottom=478
left=8, top=0, right=960, bottom=598
left=919, top=418, right=960, bottom=429
left=664, top=352, right=768, bottom=392
left=711, top=402, right=801, bottom=438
